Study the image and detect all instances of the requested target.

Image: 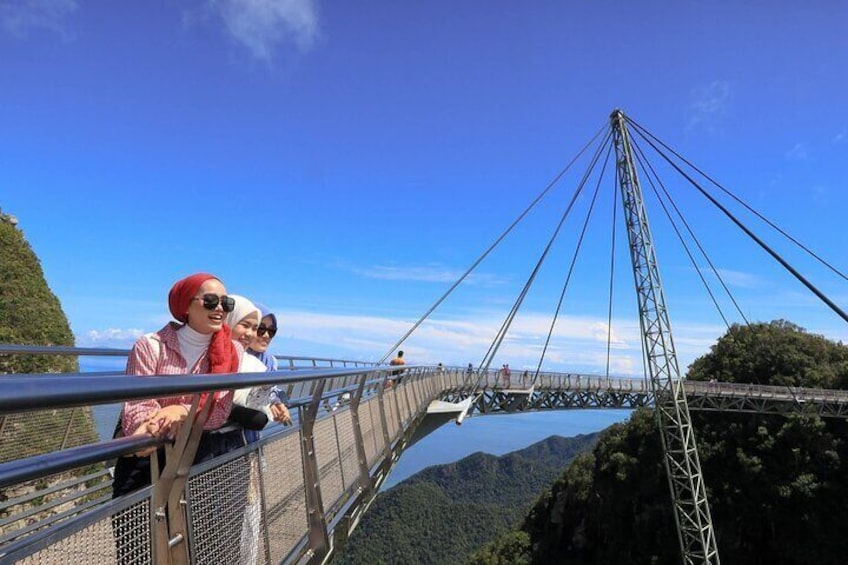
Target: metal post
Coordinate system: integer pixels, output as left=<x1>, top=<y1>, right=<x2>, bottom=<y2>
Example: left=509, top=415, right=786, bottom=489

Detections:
left=349, top=373, right=373, bottom=496
left=611, top=109, right=720, bottom=565
left=376, top=375, right=393, bottom=461
left=300, top=378, right=330, bottom=559
left=59, top=407, right=77, bottom=450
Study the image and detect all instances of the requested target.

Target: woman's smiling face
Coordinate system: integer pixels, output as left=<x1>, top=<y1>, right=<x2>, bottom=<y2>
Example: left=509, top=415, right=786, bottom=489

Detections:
left=231, top=312, right=260, bottom=349
left=185, top=279, right=228, bottom=334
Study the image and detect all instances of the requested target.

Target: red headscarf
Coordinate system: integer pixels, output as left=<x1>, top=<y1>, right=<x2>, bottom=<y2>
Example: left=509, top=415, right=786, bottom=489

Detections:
left=167, top=272, right=240, bottom=375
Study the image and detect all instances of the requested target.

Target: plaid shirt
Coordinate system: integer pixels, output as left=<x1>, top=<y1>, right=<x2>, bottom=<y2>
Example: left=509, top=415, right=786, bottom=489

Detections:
left=121, top=323, right=240, bottom=437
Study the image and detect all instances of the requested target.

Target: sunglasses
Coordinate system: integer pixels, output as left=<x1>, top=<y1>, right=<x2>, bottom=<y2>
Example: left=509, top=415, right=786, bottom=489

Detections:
left=257, top=324, right=277, bottom=338
left=193, top=294, right=236, bottom=313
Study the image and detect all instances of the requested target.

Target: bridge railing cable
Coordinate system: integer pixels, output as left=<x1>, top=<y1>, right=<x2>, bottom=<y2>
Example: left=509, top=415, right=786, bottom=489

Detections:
left=625, top=115, right=848, bottom=284
left=625, top=122, right=848, bottom=325
left=379, top=122, right=610, bottom=366
left=477, top=129, right=613, bottom=382
left=533, top=140, right=614, bottom=386
left=629, top=135, right=747, bottom=327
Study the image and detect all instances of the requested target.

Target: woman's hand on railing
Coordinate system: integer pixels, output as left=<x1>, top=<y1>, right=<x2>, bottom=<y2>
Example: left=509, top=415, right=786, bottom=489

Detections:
left=131, top=405, right=189, bottom=455
left=270, top=402, right=293, bottom=426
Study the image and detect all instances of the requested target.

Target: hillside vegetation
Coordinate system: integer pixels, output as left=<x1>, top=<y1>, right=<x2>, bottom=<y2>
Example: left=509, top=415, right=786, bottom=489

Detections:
left=0, top=210, right=97, bottom=460
left=471, top=321, right=848, bottom=565
left=335, top=434, right=598, bottom=565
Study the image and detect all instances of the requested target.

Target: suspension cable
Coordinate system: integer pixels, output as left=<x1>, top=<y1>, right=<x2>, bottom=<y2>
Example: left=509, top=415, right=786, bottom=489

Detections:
left=626, top=115, right=848, bottom=284
left=605, top=170, right=618, bottom=379
left=379, top=122, right=610, bottom=364
left=630, top=135, right=747, bottom=327
left=533, top=141, right=613, bottom=384
left=630, top=121, right=848, bottom=325
left=475, top=131, right=612, bottom=383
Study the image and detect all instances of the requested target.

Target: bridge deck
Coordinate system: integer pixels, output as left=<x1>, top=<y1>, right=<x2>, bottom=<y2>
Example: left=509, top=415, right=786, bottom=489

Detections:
left=2, top=365, right=847, bottom=564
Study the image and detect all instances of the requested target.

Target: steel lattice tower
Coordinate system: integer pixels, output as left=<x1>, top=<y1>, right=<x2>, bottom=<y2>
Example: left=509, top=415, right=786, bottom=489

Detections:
left=610, top=109, right=720, bottom=564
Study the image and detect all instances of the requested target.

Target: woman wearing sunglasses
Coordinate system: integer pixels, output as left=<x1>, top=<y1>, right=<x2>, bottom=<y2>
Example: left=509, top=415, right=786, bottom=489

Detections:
left=113, top=273, right=247, bottom=495
left=225, top=295, right=292, bottom=431
left=112, top=273, right=250, bottom=563
left=249, top=304, right=291, bottom=417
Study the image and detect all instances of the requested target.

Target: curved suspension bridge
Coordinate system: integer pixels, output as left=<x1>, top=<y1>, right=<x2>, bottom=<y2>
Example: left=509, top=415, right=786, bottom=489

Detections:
left=2, top=110, right=848, bottom=565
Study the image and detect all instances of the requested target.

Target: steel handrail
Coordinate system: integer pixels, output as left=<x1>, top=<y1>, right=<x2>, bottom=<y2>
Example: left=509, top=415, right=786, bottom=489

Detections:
left=0, top=435, right=159, bottom=489
left=0, top=366, right=401, bottom=414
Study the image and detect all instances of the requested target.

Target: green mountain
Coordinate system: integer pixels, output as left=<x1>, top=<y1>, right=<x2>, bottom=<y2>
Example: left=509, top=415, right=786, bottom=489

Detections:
left=334, top=433, right=598, bottom=565
left=0, top=210, right=102, bottom=539
left=471, top=321, right=848, bottom=565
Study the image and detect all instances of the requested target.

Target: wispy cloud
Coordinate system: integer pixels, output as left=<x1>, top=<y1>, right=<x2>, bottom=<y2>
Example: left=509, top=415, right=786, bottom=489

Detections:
left=271, top=308, right=725, bottom=377
left=833, top=130, right=846, bottom=145
left=785, top=143, right=809, bottom=160
left=210, top=0, right=319, bottom=62
left=697, top=267, right=763, bottom=290
left=0, top=0, right=77, bottom=37
left=353, top=264, right=508, bottom=286
left=78, top=328, right=145, bottom=348
left=687, top=80, right=732, bottom=132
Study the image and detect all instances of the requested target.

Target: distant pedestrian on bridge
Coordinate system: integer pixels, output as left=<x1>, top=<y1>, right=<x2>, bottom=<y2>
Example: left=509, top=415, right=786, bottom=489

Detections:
left=388, top=350, right=406, bottom=386
left=500, top=364, right=511, bottom=388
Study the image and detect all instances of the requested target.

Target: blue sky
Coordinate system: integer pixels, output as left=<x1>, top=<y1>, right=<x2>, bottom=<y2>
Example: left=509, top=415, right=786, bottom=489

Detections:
left=3, top=0, right=848, bottom=375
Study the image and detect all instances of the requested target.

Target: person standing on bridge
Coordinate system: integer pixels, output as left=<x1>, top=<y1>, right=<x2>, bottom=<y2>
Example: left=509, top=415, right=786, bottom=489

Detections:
left=248, top=303, right=291, bottom=415
left=390, top=350, right=406, bottom=384
left=111, top=273, right=249, bottom=563
left=225, top=295, right=292, bottom=438
left=224, top=295, right=289, bottom=565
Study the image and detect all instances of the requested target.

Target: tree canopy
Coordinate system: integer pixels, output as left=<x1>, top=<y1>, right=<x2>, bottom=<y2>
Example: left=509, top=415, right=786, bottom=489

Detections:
left=471, top=321, right=848, bottom=564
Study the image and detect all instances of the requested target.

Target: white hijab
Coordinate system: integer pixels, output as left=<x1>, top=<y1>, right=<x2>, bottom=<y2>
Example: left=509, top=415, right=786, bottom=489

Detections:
left=225, top=294, right=261, bottom=330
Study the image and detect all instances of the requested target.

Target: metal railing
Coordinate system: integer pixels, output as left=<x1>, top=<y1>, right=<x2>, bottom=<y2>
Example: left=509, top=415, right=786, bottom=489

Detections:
left=4, top=344, right=848, bottom=564
left=0, top=344, right=464, bottom=564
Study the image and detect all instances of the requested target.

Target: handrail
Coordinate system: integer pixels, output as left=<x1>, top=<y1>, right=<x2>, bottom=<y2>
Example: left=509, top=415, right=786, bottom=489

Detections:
left=0, top=343, right=379, bottom=367
left=0, top=344, right=130, bottom=356
left=0, top=366, right=397, bottom=414
left=0, top=435, right=160, bottom=489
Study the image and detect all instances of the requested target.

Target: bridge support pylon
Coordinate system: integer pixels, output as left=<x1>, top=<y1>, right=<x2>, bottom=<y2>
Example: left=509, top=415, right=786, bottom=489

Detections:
left=611, top=109, right=721, bottom=565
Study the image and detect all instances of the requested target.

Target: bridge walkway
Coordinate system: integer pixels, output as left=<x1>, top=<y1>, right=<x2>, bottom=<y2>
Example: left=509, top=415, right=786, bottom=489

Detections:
left=2, top=354, right=848, bottom=564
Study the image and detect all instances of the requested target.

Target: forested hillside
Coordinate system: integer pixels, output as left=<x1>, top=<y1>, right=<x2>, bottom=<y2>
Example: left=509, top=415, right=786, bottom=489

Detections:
left=471, top=321, right=848, bottom=565
left=0, top=208, right=99, bottom=493
left=335, top=434, right=598, bottom=565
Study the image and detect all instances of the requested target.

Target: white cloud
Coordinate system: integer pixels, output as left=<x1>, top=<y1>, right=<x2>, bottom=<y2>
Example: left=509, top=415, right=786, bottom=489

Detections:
left=834, top=130, right=846, bottom=145
left=709, top=268, right=763, bottom=289
left=275, top=308, right=724, bottom=378
left=0, top=0, right=76, bottom=37
left=353, top=264, right=508, bottom=286
left=211, top=0, right=318, bottom=62
left=785, top=143, right=809, bottom=160
left=687, top=80, right=732, bottom=132
left=78, top=328, right=145, bottom=348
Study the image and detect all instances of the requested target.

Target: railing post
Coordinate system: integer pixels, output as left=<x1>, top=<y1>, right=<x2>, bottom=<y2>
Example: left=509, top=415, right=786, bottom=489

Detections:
left=348, top=373, right=373, bottom=497
left=376, top=374, right=394, bottom=461
left=59, top=407, right=78, bottom=450
left=150, top=394, right=211, bottom=565
left=300, top=377, right=330, bottom=559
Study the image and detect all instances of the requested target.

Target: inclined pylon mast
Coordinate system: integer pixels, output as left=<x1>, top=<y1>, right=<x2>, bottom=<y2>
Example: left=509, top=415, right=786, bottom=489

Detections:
left=610, top=109, right=720, bottom=564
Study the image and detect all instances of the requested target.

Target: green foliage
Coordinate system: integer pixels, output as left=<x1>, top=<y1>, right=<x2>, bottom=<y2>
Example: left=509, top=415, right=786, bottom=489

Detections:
left=687, top=320, right=848, bottom=388
left=0, top=214, right=78, bottom=374
left=334, top=435, right=597, bottom=565
left=477, top=320, right=848, bottom=564
left=0, top=213, right=97, bottom=464
left=468, top=531, right=531, bottom=565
